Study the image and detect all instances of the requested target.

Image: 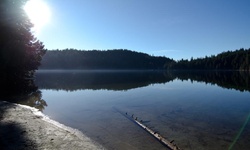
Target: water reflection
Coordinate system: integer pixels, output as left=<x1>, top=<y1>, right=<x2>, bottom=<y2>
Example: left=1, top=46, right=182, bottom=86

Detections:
left=35, top=70, right=250, bottom=92
left=35, top=70, right=174, bottom=91
left=0, top=77, right=47, bottom=111
left=33, top=70, right=250, bottom=150
left=168, top=71, right=250, bottom=92
left=2, top=70, right=250, bottom=149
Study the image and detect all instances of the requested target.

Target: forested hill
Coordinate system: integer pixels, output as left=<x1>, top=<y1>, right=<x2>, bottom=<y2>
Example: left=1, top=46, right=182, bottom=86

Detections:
left=40, top=48, right=250, bottom=70
left=39, top=49, right=174, bottom=70
left=166, top=48, right=250, bottom=71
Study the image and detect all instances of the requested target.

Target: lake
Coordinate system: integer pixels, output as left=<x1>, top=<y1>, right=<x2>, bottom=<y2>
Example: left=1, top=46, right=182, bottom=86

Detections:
left=32, top=70, right=250, bottom=150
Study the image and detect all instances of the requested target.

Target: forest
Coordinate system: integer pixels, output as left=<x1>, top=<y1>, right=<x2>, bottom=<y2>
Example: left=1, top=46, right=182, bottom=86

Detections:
left=166, top=48, right=250, bottom=71
left=40, top=49, right=173, bottom=70
left=40, top=48, right=250, bottom=71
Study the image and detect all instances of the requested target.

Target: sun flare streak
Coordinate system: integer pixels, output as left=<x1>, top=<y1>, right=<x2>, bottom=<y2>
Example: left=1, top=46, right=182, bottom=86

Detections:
left=228, top=113, right=250, bottom=150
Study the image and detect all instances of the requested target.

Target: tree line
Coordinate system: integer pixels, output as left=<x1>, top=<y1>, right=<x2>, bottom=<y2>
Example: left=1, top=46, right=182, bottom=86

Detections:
left=166, top=48, right=250, bottom=71
left=40, top=48, right=250, bottom=71
left=40, top=49, right=174, bottom=70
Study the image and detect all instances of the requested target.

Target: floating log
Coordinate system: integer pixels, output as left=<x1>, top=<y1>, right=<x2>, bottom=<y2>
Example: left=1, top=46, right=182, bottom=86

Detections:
left=113, top=107, right=181, bottom=150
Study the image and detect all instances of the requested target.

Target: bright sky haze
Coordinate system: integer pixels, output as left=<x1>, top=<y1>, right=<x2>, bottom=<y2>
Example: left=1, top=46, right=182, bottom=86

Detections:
left=33, top=0, right=250, bottom=60
left=24, top=0, right=51, bottom=34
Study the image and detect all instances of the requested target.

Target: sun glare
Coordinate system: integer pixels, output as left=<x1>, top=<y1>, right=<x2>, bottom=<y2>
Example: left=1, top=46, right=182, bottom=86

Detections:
left=24, top=0, right=51, bottom=33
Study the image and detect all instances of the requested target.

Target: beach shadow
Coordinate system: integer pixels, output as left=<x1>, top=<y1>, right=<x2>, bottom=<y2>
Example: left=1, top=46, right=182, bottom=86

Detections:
left=0, top=102, right=38, bottom=150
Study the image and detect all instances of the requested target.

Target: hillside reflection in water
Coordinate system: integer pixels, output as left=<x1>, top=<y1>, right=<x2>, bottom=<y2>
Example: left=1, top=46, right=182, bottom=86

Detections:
left=34, top=70, right=250, bottom=150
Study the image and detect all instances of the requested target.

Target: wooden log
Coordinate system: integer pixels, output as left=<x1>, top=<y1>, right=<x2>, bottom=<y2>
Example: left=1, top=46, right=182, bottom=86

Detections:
left=113, top=107, right=181, bottom=150
left=134, top=118, right=181, bottom=150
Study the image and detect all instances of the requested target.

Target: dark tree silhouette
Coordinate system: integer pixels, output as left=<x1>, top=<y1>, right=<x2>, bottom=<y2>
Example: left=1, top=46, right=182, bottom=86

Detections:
left=40, top=49, right=174, bottom=70
left=166, top=48, right=250, bottom=71
left=0, top=0, right=46, bottom=96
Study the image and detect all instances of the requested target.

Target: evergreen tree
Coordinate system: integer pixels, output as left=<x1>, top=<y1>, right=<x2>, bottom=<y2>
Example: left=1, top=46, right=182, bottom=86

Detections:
left=0, top=0, right=46, bottom=80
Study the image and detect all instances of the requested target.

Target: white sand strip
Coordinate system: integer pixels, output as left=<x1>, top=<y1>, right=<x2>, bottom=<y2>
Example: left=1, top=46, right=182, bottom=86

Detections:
left=0, top=101, right=105, bottom=150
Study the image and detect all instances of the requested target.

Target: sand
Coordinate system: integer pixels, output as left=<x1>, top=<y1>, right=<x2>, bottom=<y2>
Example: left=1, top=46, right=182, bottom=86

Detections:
left=0, top=101, right=105, bottom=150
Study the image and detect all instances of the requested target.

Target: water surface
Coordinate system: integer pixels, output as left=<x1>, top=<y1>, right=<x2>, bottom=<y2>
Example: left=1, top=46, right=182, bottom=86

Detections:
left=34, top=70, right=250, bottom=150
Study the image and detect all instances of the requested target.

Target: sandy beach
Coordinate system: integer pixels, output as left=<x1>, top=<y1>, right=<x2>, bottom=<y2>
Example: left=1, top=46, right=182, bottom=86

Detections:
left=0, top=101, right=105, bottom=150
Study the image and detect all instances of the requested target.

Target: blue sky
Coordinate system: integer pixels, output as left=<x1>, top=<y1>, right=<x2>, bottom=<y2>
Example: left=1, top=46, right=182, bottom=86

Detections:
left=37, top=0, right=250, bottom=60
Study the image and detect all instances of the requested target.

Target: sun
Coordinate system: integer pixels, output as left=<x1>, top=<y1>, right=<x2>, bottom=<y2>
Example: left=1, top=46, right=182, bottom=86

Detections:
left=24, top=0, right=51, bottom=33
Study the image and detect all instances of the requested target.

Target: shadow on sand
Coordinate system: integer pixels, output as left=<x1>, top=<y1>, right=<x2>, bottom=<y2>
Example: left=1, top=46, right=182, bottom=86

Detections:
left=0, top=102, right=38, bottom=150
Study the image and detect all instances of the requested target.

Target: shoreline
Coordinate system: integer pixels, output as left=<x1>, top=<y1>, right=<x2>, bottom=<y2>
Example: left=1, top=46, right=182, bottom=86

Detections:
left=0, top=101, right=105, bottom=150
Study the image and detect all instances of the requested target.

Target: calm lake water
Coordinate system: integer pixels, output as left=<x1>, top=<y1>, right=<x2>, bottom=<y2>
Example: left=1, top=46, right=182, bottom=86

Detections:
left=33, top=70, right=250, bottom=150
